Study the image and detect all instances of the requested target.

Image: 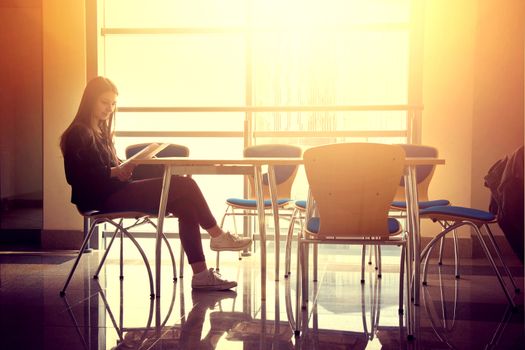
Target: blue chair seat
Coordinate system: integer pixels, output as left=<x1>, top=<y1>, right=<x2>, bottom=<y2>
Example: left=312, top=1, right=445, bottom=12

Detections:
left=306, top=217, right=401, bottom=236
left=226, top=198, right=292, bottom=208
left=420, top=205, right=496, bottom=222
left=294, top=200, right=307, bottom=209
left=391, top=199, right=450, bottom=210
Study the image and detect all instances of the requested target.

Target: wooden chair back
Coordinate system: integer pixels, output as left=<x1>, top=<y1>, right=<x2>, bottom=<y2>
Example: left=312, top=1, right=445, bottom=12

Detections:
left=393, top=144, right=438, bottom=202
left=244, top=144, right=302, bottom=200
left=304, top=143, right=405, bottom=238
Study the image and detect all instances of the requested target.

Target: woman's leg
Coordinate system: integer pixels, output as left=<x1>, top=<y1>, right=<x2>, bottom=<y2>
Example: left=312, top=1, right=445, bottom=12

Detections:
left=166, top=176, right=251, bottom=253
left=101, top=177, right=211, bottom=269
left=101, top=176, right=248, bottom=274
left=165, top=176, right=221, bottom=234
left=102, top=176, right=243, bottom=290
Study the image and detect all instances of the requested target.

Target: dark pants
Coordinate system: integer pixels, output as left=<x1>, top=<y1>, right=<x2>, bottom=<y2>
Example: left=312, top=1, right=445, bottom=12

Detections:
left=101, top=176, right=217, bottom=264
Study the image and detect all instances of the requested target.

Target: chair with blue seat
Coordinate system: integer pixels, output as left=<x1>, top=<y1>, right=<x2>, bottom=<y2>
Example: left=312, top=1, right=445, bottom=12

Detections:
left=60, top=143, right=189, bottom=298
left=364, top=144, right=457, bottom=282
left=217, top=144, right=302, bottom=271
left=294, top=143, right=410, bottom=336
left=389, top=144, right=453, bottom=270
left=390, top=144, right=449, bottom=211
left=419, top=205, right=520, bottom=308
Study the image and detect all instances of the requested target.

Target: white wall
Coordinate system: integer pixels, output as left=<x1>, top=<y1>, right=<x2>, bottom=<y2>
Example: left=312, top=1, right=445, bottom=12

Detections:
left=40, top=0, right=524, bottom=251
left=42, top=0, right=86, bottom=246
left=0, top=2, right=43, bottom=202
left=421, top=0, right=524, bottom=257
left=420, top=0, right=478, bottom=249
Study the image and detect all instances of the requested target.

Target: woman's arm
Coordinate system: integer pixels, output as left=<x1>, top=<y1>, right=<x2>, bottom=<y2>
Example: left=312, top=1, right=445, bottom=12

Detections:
left=64, top=124, right=123, bottom=187
left=111, top=162, right=135, bottom=181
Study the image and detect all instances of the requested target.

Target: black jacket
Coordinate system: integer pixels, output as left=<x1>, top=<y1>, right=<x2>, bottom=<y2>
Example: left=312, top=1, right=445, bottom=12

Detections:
left=62, top=124, right=126, bottom=211
left=484, top=146, right=524, bottom=262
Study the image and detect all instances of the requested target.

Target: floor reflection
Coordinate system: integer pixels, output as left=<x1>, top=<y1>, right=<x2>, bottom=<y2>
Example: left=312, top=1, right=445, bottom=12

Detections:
left=0, top=244, right=523, bottom=349
left=420, top=265, right=520, bottom=350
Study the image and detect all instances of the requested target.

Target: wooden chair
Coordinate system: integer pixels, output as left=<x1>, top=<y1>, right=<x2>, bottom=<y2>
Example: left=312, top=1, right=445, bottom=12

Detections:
left=294, top=143, right=410, bottom=337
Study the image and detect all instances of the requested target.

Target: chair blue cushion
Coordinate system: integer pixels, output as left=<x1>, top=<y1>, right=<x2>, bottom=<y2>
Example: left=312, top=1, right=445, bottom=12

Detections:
left=226, top=198, right=291, bottom=208
left=306, top=217, right=401, bottom=235
left=419, top=205, right=496, bottom=222
left=396, top=144, right=438, bottom=186
left=295, top=200, right=307, bottom=209
left=244, top=144, right=302, bottom=185
left=391, top=199, right=450, bottom=209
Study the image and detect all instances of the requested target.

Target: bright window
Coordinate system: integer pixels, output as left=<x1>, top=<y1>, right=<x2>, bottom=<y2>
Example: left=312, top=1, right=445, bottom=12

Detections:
left=95, top=0, right=420, bottom=225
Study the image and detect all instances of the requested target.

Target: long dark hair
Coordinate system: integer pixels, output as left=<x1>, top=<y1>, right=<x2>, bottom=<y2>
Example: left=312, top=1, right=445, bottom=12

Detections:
left=60, top=76, right=119, bottom=164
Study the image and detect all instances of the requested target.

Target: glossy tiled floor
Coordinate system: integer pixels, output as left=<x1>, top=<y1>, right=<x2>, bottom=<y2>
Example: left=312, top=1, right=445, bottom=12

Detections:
left=0, top=240, right=523, bottom=349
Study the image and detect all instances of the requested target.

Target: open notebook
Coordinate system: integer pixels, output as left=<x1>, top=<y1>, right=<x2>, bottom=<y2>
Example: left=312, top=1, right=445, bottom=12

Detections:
left=121, top=143, right=170, bottom=166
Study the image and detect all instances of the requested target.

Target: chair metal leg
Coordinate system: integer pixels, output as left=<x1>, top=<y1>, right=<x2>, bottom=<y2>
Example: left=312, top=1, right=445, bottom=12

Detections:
left=305, top=242, right=311, bottom=306
left=119, top=219, right=124, bottom=279
left=483, top=224, right=520, bottom=293
left=83, top=216, right=92, bottom=252
left=471, top=223, right=516, bottom=308
left=361, top=282, right=369, bottom=336
left=215, top=251, right=220, bottom=272
left=452, top=229, right=460, bottom=278
left=162, top=233, right=177, bottom=282
left=423, top=220, right=516, bottom=307
left=97, top=284, right=124, bottom=342
left=301, top=242, right=309, bottom=309
left=284, top=272, right=297, bottom=332
left=374, top=276, right=381, bottom=336
left=422, top=241, right=436, bottom=286
left=421, top=223, right=458, bottom=285
left=361, top=245, right=366, bottom=283
left=377, top=245, right=382, bottom=278
left=105, top=220, right=155, bottom=298
left=94, top=226, right=119, bottom=279
left=147, top=218, right=179, bottom=280
left=219, top=205, right=229, bottom=228
left=399, top=244, right=405, bottom=314
left=405, top=240, right=413, bottom=340
left=313, top=243, right=318, bottom=282
left=285, top=208, right=298, bottom=278
left=294, top=233, right=303, bottom=336
left=438, top=237, right=445, bottom=265
left=216, top=205, right=231, bottom=272
left=216, top=206, right=249, bottom=271
left=437, top=220, right=460, bottom=278
left=60, top=221, right=100, bottom=296
left=179, top=247, right=185, bottom=279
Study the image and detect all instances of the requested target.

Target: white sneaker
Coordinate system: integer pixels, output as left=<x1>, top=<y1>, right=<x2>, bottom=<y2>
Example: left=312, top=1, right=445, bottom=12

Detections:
left=210, top=232, right=252, bottom=252
left=192, top=268, right=237, bottom=291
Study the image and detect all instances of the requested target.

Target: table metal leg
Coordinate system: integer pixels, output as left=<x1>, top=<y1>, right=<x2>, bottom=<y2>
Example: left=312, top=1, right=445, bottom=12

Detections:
left=267, top=165, right=281, bottom=281
left=156, top=165, right=172, bottom=299
left=254, top=165, right=267, bottom=300
left=404, top=165, right=421, bottom=306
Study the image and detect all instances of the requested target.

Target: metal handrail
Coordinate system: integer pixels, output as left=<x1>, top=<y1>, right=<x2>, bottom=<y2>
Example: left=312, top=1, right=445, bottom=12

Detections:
left=118, top=105, right=422, bottom=113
